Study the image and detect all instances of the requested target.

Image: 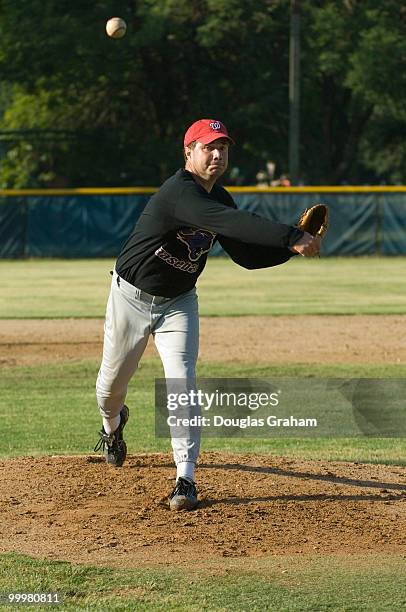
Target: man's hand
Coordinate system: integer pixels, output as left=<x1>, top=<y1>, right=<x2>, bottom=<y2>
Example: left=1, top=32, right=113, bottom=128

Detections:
left=290, top=231, right=321, bottom=257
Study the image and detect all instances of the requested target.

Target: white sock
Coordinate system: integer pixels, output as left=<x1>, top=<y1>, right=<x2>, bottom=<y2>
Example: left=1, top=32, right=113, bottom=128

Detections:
left=103, top=415, right=120, bottom=435
left=176, top=462, right=195, bottom=482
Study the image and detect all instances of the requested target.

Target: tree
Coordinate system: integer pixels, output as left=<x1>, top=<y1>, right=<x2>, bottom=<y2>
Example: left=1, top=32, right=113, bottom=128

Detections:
left=301, top=0, right=406, bottom=184
left=0, top=0, right=405, bottom=186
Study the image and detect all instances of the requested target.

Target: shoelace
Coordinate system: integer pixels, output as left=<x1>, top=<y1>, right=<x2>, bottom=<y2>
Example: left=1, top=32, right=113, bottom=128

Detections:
left=94, top=408, right=128, bottom=453
left=94, top=431, right=114, bottom=452
left=171, top=478, right=196, bottom=499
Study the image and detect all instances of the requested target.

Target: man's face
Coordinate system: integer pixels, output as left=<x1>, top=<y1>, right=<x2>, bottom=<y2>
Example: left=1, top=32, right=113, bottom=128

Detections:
left=185, top=138, right=229, bottom=181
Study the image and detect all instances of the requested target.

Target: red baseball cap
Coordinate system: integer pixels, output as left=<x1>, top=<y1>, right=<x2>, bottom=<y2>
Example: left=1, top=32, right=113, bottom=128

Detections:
left=184, top=119, right=234, bottom=148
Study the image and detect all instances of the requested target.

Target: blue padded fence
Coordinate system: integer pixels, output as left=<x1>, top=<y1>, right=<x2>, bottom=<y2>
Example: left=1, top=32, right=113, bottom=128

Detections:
left=1, top=188, right=406, bottom=257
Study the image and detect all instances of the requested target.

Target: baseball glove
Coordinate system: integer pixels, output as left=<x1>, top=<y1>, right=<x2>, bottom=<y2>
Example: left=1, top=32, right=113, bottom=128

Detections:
left=297, top=203, right=329, bottom=237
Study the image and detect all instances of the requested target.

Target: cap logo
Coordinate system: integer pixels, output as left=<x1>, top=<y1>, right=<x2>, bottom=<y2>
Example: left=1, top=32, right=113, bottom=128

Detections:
left=210, top=121, right=221, bottom=131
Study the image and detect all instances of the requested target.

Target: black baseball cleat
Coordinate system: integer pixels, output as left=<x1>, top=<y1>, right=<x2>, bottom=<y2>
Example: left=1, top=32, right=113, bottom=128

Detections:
left=169, top=476, right=198, bottom=511
left=94, top=405, right=129, bottom=467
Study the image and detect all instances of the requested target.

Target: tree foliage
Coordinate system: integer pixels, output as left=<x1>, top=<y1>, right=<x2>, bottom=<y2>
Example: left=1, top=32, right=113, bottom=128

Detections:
left=0, top=0, right=404, bottom=186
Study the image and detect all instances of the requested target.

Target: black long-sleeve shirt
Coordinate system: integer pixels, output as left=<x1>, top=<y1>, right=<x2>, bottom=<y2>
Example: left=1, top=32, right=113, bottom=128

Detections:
left=116, top=168, right=303, bottom=297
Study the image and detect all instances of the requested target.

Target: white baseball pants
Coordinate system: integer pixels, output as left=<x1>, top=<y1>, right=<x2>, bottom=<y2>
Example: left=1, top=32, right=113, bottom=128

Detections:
left=96, top=270, right=200, bottom=466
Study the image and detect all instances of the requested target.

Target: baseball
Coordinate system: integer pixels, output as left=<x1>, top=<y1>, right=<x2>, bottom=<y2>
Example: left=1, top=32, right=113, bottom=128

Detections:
left=106, top=17, right=127, bottom=39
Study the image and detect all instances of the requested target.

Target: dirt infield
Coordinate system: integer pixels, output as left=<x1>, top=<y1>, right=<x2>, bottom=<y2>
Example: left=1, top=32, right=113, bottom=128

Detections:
left=1, top=315, right=405, bottom=567
left=0, top=453, right=405, bottom=568
left=1, top=315, right=405, bottom=366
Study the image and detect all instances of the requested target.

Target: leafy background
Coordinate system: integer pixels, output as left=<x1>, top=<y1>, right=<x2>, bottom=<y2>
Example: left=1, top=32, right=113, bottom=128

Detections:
left=0, top=0, right=405, bottom=187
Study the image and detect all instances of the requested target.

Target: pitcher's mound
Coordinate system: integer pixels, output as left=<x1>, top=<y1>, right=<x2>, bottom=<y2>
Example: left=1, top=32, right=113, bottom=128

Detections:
left=0, top=453, right=405, bottom=568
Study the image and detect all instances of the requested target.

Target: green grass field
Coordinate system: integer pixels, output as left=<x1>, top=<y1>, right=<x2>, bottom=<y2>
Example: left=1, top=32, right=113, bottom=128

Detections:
left=1, top=257, right=405, bottom=611
left=1, top=256, right=406, bottom=317
left=1, top=359, right=405, bottom=463
left=0, top=552, right=404, bottom=611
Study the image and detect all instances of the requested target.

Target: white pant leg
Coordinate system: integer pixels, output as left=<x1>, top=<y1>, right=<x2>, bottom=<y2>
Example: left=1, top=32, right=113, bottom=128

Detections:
left=96, top=273, right=150, bottom=419
left=153, top=289, right=200, bottom=465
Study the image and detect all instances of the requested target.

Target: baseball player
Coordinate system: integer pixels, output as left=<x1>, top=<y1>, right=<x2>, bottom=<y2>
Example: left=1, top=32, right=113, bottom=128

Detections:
left=94, top=118, right=319, bottom=511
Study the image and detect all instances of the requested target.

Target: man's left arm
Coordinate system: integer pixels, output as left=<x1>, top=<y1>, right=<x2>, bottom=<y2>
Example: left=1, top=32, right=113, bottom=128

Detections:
left=218, top=235, right=296, bottom=269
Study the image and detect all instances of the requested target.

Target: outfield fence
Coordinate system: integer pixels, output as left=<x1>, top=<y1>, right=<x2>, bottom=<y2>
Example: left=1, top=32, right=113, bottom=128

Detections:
left=1, top=186, right=406, bottom=258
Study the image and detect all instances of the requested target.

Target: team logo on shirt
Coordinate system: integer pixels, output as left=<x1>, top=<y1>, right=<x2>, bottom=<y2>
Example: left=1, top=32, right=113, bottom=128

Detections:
left=155, top=246, right=199, bottom=273
left=177, top=228, right=216, bottom=262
